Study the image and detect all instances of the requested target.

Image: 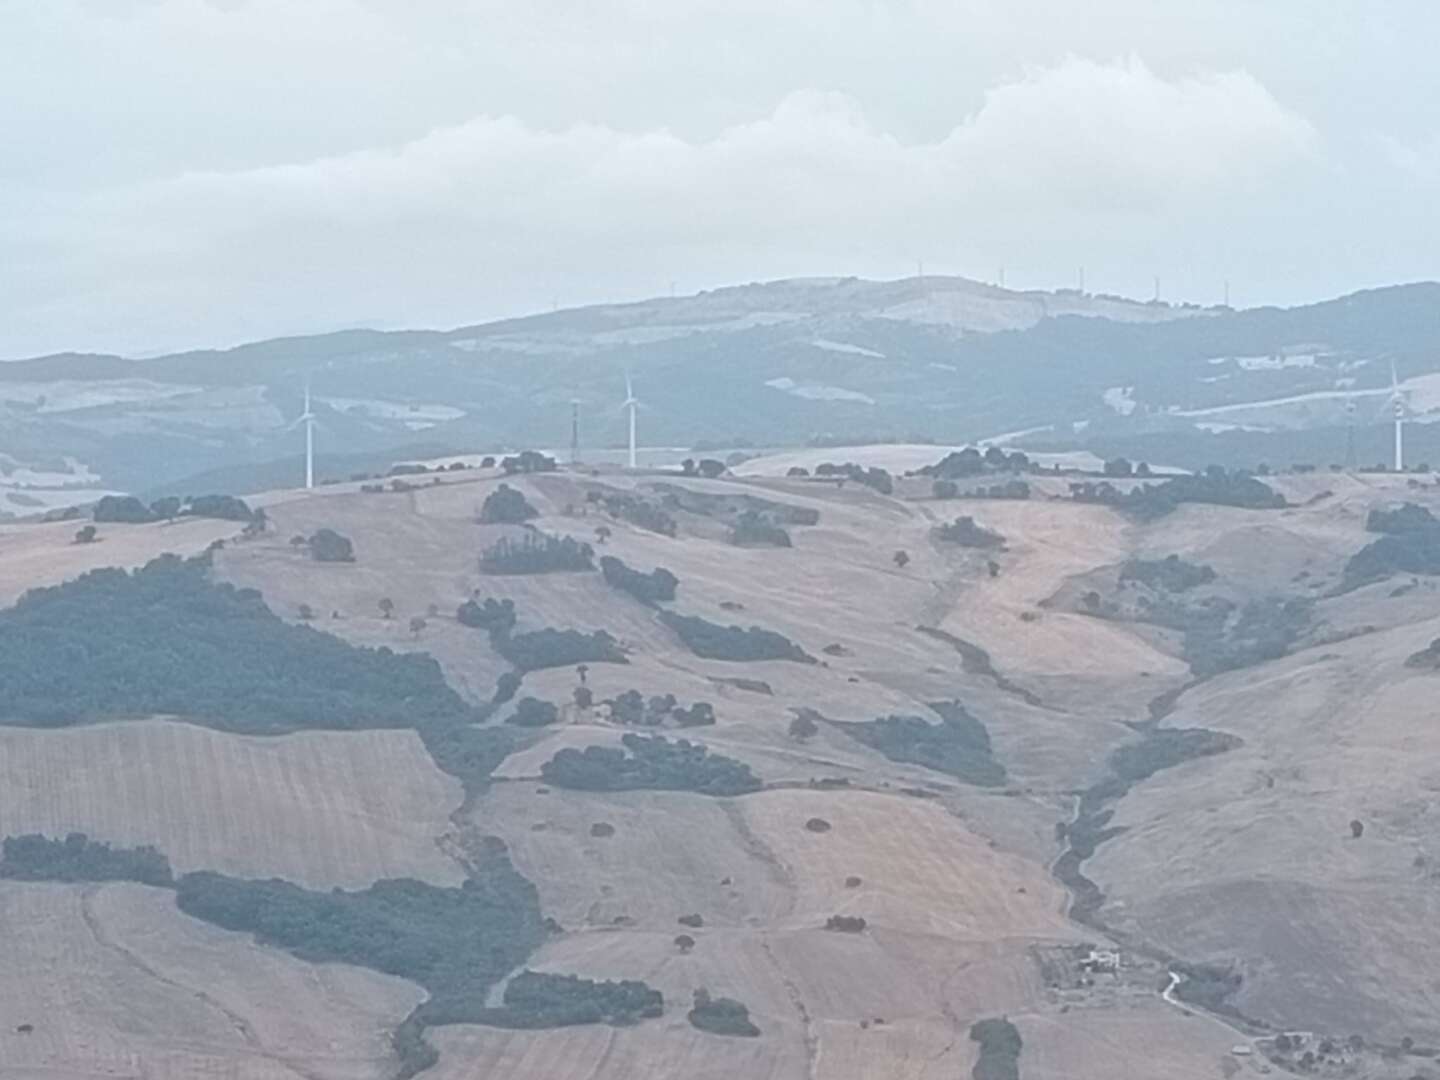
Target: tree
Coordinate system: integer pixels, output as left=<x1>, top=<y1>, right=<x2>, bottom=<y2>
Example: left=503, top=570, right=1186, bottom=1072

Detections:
left=786, top=466, right=810, bottom=477
left=674, top=934, right=695, bottom=954
left=933, top=479, right=958, bottom=499
left=379, top=598, right=395, bottom=620
left=984, top=445, right=1008, bottom=467
left=595, top=525, right=612, bottom=544
left=788, top=711, right=819, bottom=740
left=893, top=550, right=910, bottom=569
left=298, top=603, right=315, bottom=621
left=681, top=458, right=697, bottom=476
left=308, top=528, right=355, bottom=563
left=73, top=525, right=98, bottom=544
left=577, top=664, right=589, bottom=684
left=1103, top=457, right=1134, bottom=478
left=93, top=495, right=155, bottom=524
left=696, top=459, right=726, bottom=479
left=149, top=496, right=182, bottom=521
left=409, top=617, right=427, bottom=637
left=573, top=686, right=594, bottom=709
left=1135, top=461, right=1153, bottom=477
left=1350, top=818, right=1364, bottom=839
left=479, top=483, right=539, bottom=524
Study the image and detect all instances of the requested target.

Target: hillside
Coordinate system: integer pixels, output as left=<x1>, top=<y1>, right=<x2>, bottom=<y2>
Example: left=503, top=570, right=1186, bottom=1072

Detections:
left=4, top=452, right=1440, bottom=1078
left=5, top=277, right=1440, bottom=514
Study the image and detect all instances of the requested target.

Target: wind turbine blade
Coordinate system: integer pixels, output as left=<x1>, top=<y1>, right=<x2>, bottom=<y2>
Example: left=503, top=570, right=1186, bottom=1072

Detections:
left=1391, top=360, right=1400, bottom=393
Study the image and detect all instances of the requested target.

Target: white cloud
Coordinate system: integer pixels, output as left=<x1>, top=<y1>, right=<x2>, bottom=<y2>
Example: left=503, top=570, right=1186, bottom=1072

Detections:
left=0, top=56, right=1321, bottom=356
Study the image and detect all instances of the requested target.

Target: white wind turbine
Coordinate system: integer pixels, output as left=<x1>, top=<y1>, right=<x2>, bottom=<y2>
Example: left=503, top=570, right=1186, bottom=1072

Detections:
left=293, top=381, right=317, bottom=489
left=622, top=372, right=641, bottom=469
left=1390, top=360, right=1409, bottom=473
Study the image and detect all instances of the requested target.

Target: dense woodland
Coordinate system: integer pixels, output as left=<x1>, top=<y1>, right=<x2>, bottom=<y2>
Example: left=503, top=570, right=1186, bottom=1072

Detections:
left=0, top=832, right=174, bottom=887
left=481, top=532, right=595, bottom=574
left=1118, top=554, right=1217, bottom=592
left=0, top=555, right=471, bottom=731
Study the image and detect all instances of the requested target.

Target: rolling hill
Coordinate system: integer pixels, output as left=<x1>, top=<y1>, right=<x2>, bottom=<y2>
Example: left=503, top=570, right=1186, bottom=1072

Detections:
left=5, top=448, right=1440, bottom=1078
left=5, top=276, right=1440, bottom=515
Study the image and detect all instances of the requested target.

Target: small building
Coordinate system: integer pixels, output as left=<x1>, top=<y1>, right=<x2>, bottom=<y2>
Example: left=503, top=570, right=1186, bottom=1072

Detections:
left=1079, top=948, right=1120, bottom=973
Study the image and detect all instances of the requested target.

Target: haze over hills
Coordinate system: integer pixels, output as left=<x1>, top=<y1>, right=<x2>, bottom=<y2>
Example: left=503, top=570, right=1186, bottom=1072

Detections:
left=5, top=275, right=1440, bottom=515
left=5, top=452, right=1440, bottom=1078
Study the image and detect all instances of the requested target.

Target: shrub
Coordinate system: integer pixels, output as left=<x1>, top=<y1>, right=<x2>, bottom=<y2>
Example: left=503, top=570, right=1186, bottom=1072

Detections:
left=788, top=710, right=820, bottom=740
left=74, top=525, right=98, bottom=544
left=696, top=459, right=726, bottom=479
left=479, top=484, right=538, bottom=524
left=93, top=495, right=155, bottom=523
left=730, top=511, right=792, bottom=547
left=688, top=989, right=759, bottom=1037
left=816, top=462, right=892, bottom=494
left=935, top=516, right=1005, bottom=549
left=1118, top=555, right=1216, bottom=592
left=481, top=533, right=594, bottom=574
left=1367, top=503, right=1439, bottom=534
left=308, top=528, right=355, bottom=562
left=0, top=832, right=172, bottom=886
left=600, top=556, right=678, bottom=604
left=824, top=915, right=867, bottom=933
left=540, top=733, right=762, bottom=796
left=804, top=818, right=831, bottom=833
left=786, top=466, right=810, bottom=478
left=659, top=611, right=814, bottom=663
left=508, top=697, right=559, bottom=727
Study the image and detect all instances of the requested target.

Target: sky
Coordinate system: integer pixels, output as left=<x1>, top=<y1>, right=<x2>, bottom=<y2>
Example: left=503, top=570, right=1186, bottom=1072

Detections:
left=2, top=0, right=1438, bottom=359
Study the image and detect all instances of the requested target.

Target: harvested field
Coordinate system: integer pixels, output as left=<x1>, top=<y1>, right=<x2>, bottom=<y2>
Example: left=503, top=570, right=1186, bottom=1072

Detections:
left=0, top=720, right=462, bottom=888
left=0, top=881, right=422, bottom=1080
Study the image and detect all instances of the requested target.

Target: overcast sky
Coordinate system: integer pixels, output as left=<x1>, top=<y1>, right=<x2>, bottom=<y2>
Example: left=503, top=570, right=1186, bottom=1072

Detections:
left=2, top=0, right=1438, bottom=359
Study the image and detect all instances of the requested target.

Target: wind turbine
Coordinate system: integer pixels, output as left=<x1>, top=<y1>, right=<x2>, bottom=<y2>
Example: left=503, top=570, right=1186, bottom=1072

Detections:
left=1390, top=360, right=1409, bottom=472
left=622, top=373, right=641, bottom=469
left=293, top=382, right=317, bottom=489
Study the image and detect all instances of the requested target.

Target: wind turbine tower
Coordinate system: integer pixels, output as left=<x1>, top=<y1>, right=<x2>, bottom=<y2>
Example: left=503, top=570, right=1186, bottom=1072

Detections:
left=1391, top=361, right=1407, bottom=472
left=622, top=374, right=640, bottom=470
left=297, top=382, right=317, bottom=489
left=1345, top=396, right=1357, bottom=470
left=570, top=400, right=582, bottom=464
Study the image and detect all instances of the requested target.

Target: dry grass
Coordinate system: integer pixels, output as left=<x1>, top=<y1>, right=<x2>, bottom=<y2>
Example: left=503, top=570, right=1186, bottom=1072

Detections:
left=0, top=881, right=421, bottom=1080
left=0, top=720, right=462, bottom=888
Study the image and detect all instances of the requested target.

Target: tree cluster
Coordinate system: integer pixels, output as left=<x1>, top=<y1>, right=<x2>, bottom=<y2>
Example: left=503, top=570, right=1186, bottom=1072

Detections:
left=0, top=555, right=471, bottom=732
left=1345, top=526, right=1440, bottom=586
left=917, top=447, right=1031, bottom=479
left=687, top=989, right=760, bottom=1037
left=729, top=511, right=792, bottom=547
left=830, top=703, right=1006, bottom=787
left=814, top=462, right=893, bottom=494
left=540, top=733, right=762, bottom=796
left=481, top=533, right=595, bottom=574
left=600, top=555, right=679, bottom=605
left=306, top=527, right=355, bottom=562
left=970, top=1017, right=1023, bottom=1080
left=605, top=689, right=715, bottom=728
left=1118, top=554, right=1216, bottom=592
left=477, top=971, right=663, bottom=1029
left=0, top=832, right=173, bottom=887
left=934, top=516, right=1006, bottom=549
left=586, top=491, right=678, bottom=536
left=92, top=493, right=257, bottom=525
left=1366, top=502, right=1439, bottom=534
left=1071, top=467, right=1285, bottom=521
left=479, top=484, right=539, bottom=524
left=500, top=451, right=557, bottom=475
left=658, top=611, right=814, bottom=664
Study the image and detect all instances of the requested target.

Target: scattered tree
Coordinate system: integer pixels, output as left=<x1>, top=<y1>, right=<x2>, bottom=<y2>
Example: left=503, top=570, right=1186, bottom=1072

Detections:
left=378, top=597, right=395, bottom=620
left=893, top=550, right=910, bottom=568
left=73, top=525, right=98, bottom=544
left=1350, top=818, right=1365, bottom=839
left=308, top=528, right=355, bottom=563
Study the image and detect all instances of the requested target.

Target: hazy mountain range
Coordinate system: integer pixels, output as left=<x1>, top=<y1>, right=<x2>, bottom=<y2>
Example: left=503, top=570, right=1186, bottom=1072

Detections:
left=3, top=274, right=1439, bottom=511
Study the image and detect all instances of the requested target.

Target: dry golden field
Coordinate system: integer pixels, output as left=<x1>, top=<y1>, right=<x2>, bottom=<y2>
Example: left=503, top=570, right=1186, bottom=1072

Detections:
left=5, top=458, right=1440, bottom=1078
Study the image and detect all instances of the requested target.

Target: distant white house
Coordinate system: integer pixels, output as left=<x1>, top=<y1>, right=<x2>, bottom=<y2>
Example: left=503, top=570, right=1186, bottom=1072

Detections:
left=1079, top=948, right=1120, bottom=973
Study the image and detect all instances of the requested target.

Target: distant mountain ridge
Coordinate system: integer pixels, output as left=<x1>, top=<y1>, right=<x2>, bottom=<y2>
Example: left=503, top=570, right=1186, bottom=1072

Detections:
left=2, top=276, right=1439, bottom=509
